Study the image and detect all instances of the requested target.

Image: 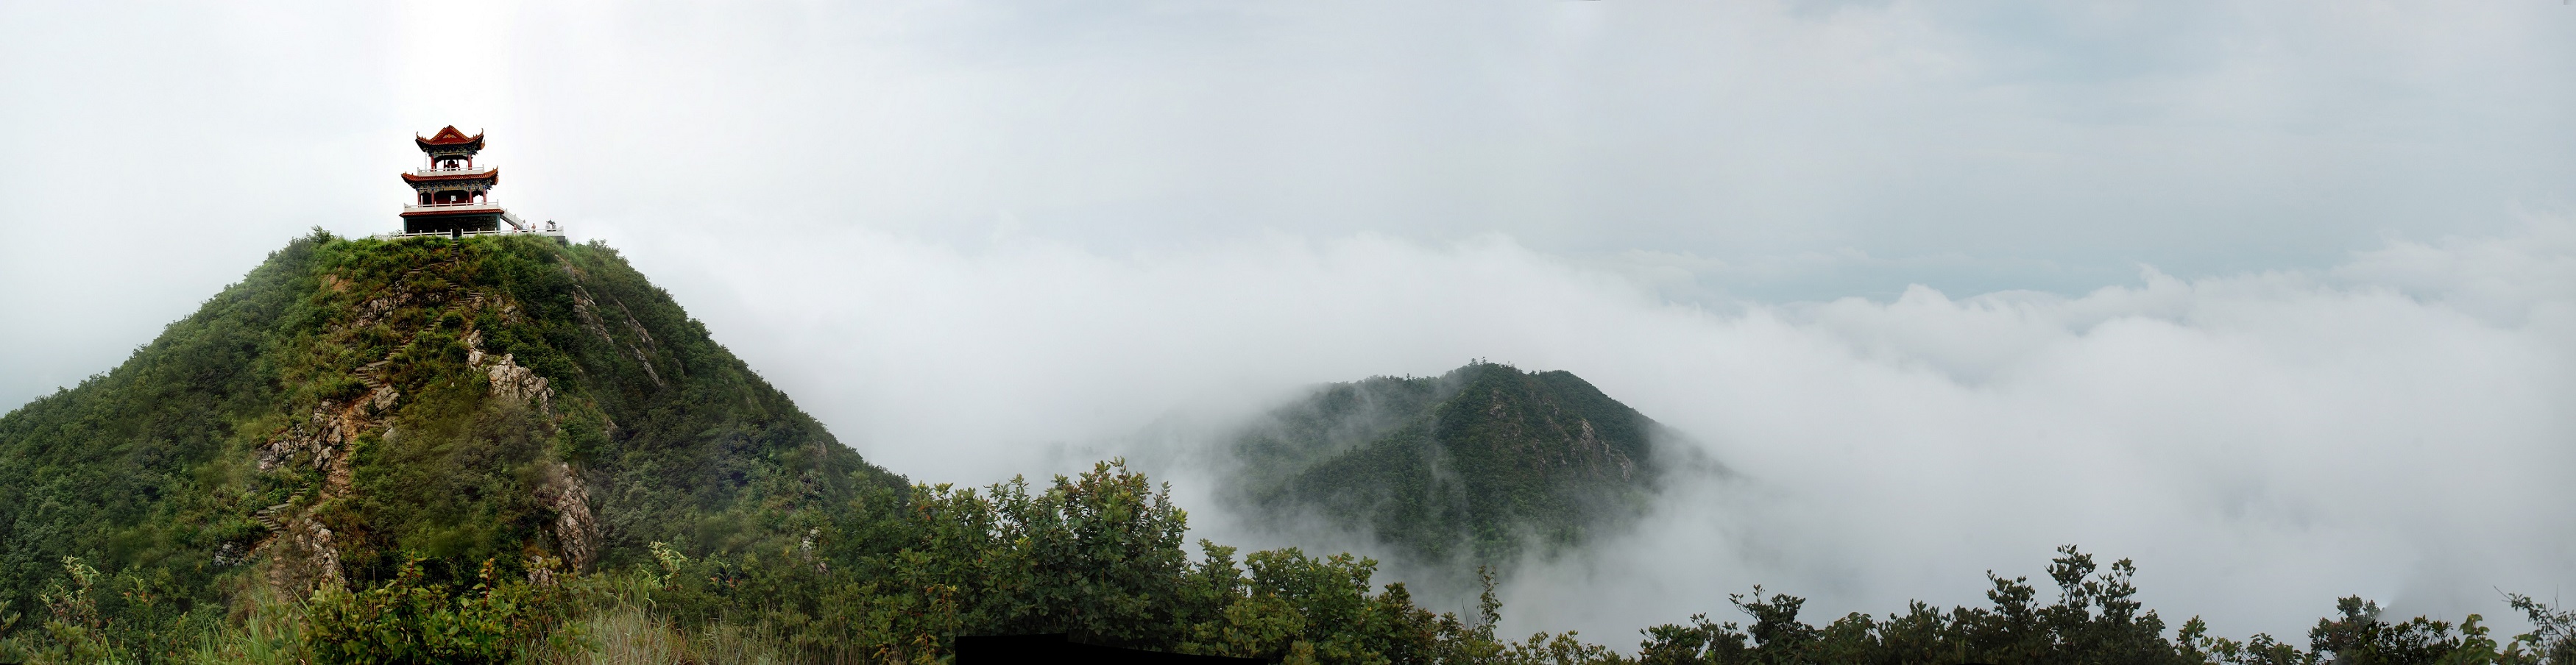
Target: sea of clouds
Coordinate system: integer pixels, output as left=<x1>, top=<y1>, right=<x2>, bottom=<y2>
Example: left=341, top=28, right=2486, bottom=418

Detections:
left=616, top=216, right=2576, bottom=644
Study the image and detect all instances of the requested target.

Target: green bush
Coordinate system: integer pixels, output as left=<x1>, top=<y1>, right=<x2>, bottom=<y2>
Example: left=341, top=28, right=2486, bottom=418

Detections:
left=301, top=558, right=570, bottom=665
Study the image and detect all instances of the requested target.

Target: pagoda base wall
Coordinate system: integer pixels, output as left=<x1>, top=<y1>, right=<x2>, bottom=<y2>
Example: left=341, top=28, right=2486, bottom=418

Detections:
left=403, top=213, right=503, bottom=235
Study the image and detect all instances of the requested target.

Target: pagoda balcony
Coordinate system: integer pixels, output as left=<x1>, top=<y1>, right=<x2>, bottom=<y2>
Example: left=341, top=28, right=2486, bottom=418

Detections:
left=375, top=210, right=562, bottom=242
left=371, top=225, right=566, bottom=242
left=400, top=201, right=506, bottom=216
left=411, top=165, right=498, bottom=177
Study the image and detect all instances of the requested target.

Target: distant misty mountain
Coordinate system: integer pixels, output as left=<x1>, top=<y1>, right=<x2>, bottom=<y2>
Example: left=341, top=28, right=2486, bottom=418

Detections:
left=1225, top=361, right=1677, bottom=571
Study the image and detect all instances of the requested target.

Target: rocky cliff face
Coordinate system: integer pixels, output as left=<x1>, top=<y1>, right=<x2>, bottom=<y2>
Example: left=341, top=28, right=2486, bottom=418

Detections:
left=0, top=231, right=902, bottom=617
left=1227, top=362, right=1674, bottom=572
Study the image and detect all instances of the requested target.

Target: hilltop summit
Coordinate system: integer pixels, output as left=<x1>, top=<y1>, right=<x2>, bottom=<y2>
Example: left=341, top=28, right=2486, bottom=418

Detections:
left=0, top=232, right=902, bottom=616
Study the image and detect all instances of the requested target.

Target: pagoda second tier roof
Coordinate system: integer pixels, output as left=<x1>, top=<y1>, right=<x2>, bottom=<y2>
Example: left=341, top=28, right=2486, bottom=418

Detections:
left=416, top=126, right=485, bottom=151
left=401, top=168, right=500, bottom=185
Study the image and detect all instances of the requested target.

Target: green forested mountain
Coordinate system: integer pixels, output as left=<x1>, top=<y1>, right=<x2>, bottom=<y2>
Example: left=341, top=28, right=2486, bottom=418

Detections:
left=1229, top=362, right=1672, bottom=570
left=0, top=231, right=902, bottom=655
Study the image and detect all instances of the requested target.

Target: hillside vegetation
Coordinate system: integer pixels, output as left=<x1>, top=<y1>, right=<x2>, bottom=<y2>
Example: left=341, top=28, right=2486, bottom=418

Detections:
left=0, top=232, right=2565, bottom=664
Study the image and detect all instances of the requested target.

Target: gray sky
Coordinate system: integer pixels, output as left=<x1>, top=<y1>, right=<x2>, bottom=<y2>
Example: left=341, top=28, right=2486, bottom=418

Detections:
left=5, top=0, right=2575, bottom=644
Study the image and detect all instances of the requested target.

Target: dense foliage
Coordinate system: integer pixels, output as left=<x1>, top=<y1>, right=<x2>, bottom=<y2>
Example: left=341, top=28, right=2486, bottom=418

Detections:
left=9, top=461, right=2568, bottom=664
left=1231, top=362, right=1670, bottom=570
left=1620, top=546, right=2576, bottom=665
left=299, top=558, right=575, bottom=664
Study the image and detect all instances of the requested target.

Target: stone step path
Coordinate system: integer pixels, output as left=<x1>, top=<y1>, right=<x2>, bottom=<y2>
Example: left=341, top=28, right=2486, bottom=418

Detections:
left=255, top=501, right=293, bottom=531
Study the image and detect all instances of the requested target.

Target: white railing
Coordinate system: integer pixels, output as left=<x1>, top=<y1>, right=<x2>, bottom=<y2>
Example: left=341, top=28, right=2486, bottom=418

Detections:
left=371, top=225, right=566, bottom=242
left=373, top=209, right=563, bottom=241
left=402, top=202, right=503, bottom=213
left=412, top=165, right=497, bottom=177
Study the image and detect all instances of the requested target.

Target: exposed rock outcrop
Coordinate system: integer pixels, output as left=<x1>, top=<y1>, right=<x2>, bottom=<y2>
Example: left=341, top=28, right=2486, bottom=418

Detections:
left=539, top=462, right=598, bottom=572
left=263, top=518, right=344, bottom=591
left=465, top=329, right=553, bottom=409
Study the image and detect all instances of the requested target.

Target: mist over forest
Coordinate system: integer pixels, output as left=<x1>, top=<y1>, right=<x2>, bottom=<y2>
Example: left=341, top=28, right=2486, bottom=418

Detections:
left=665, top=223, right=2576, bottom=643
left=4, top=0, right=2574, bottom=661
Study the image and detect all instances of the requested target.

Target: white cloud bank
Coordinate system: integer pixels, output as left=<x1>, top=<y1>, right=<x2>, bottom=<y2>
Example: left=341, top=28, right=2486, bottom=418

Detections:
left=1503, top=224, right=2576, bottom=642
left=621, top=217, right=2576, bottom=643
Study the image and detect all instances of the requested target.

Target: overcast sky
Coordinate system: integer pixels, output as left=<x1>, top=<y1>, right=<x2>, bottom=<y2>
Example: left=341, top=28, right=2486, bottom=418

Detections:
left=5, top=0, right=2575, bottom=644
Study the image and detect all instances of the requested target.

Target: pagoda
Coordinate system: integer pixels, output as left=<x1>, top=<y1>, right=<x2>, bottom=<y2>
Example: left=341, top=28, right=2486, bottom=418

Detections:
left=395, top=126, right=554, bottom=238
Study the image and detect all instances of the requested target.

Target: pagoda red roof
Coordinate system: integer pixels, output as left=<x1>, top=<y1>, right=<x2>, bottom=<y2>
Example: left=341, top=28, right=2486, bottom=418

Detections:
left=415, top=126, right=485, bottom=151
left=401, top=168, right=500, bottom=185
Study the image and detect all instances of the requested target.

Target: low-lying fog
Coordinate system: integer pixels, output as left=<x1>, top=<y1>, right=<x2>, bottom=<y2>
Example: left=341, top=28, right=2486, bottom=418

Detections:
left=629, top=219, right=2576, bottom=644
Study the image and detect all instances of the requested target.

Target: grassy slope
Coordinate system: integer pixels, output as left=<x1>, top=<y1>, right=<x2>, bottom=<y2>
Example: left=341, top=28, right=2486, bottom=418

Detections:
left=0, top=230, right=902, bottom=630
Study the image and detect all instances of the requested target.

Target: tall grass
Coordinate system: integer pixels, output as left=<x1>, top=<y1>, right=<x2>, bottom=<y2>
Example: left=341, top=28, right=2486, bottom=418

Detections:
left=141, top=567, right=804, bottom=665
left=180, top=588, right=307, bottom=665
left=529, top=571, right=794, bottom=665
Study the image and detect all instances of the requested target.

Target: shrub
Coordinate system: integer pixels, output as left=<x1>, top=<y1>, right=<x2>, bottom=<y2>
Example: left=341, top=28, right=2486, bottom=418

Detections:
left=302, top=558, right=570, bottom=665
